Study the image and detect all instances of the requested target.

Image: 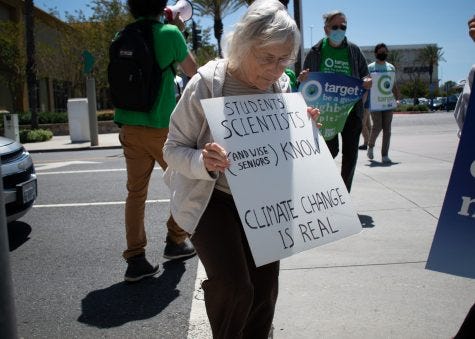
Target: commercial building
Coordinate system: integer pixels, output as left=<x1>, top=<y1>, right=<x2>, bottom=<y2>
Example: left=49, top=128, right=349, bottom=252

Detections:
left=0, top=0, right=78, bottom=113
left=360, top=43, right=440, bottom=88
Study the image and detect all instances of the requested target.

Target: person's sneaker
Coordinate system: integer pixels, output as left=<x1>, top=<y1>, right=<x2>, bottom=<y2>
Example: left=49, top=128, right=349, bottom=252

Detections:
left=124, top=254, right=159, bottom=282
left=163, top=237, right=196, bottom=260
left=382, top=155, right=392, bottom=163
left=358, top=144, right=368, bottom=150
left=367, top=147, right=374, bottom=160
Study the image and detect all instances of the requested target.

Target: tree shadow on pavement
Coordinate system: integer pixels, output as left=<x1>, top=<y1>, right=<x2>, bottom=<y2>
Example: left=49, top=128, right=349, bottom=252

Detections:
left=7, top=221, right=32, bottom=251
left=358, top=214, right=375, bottom=228
left=77, top=260, right=186, bottom=328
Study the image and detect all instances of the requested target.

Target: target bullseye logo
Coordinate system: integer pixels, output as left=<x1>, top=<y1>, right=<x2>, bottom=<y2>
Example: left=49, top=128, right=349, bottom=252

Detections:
left=301, top=80, right=322, bottom=102
left=378, top=75, right=392, bottom=95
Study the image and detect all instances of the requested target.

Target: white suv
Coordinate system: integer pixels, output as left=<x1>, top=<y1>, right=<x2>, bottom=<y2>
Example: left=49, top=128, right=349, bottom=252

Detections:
left=0, top=136, right=37, bottom=223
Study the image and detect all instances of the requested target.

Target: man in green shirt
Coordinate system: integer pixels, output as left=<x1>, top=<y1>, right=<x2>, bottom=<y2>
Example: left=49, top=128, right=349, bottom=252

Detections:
left=301, top=10, right=371, bottom=192
left=114, top=0, right=197, bottom=282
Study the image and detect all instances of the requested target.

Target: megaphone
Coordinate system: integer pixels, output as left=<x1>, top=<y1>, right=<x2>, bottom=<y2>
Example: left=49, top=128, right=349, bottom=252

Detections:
left=164, top=0, right=193, bottom=22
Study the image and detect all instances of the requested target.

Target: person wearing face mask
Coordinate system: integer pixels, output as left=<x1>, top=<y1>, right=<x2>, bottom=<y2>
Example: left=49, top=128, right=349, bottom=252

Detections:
left=367, top=43, right=399, bottom=163
left=300, top=10, right=371, bottom=192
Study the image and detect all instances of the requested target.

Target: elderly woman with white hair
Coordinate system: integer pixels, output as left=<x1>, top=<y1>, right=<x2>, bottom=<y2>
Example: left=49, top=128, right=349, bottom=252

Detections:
left=163, top=0, right=319, bottom=337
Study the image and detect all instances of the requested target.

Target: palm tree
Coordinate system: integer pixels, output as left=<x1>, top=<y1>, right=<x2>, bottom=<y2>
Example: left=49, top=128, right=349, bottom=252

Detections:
left=192, top=0, right=245, bottom=58
left=387, top=49, right=402, bottom=69
left=243, top=0, right=290, bottom=6
left=418, top=45, right=445, bottom=106
left=387, top=49, right=402, bottom=97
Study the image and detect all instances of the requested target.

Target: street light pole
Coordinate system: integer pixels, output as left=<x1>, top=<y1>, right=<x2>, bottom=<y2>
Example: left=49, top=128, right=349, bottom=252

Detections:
left=293, top=0, right=303, bottom=74
left=310, top=25, right=314, bottom=47
left=0, top=159, right=18, bottom=339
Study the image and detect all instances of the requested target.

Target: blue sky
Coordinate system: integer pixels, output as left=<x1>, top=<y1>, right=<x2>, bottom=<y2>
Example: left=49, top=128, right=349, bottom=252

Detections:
left=37, top=0, right=475, bottom=84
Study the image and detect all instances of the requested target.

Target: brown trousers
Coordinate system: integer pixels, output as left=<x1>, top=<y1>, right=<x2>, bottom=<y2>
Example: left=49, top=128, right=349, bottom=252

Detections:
left=191, top=189, right=279, bottom=339
left=361, top=108, right=372, bottom=145
left=368, top=110, right=394, bottom=156
left=119, top=125, right=187, bottom=259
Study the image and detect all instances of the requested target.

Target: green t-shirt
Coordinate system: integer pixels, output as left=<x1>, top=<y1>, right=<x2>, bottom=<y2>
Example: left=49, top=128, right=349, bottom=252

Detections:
left=284, top=68, right=298, bottom=92
left=114, top=22, right=189, bottom=128
left=319, top=38, right=351, bottom=76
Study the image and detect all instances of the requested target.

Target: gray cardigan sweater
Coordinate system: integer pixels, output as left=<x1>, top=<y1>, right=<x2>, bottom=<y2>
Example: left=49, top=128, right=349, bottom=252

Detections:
left=163, top=59, right=289, bottom=234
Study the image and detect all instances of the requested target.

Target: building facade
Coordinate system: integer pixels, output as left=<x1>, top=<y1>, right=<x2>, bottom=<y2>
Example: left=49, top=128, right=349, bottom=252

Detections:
left=0, top=0, right=78, bottom=113
left=360, top=43, right=440, bottom=88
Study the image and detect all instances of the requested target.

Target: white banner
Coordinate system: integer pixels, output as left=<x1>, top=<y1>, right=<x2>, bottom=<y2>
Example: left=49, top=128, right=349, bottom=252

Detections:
left=370, top=72, right=396, bottom=111
left=201, top=93, right=362, bottom=267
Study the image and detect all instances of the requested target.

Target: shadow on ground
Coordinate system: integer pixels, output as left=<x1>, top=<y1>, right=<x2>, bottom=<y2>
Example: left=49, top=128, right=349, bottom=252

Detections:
left=77, top=260, right=186, bottom=328
left=367, top=160, right=400, bottom=167
left=358, top=214, right=375, bottom=228
left=7, top=221, right=32, bottom=251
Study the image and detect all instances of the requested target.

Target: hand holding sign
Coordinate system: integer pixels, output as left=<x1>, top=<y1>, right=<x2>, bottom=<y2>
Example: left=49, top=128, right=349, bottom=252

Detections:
left=203, top=142, right=230, bottom=173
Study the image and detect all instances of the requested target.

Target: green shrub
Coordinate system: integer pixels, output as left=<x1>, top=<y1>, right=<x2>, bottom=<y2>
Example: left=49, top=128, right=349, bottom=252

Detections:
left=2, top=110, right=114, bottom=128
left=97, top=112, right=114, bottom=121
left=18, top=112, right=32, bottom=125
left=396, top=105, right=410, bottom=112
left=417, top=104, right=429, bottom=112
left=17, top=111, right=67, bottom=125
left=39, top=111, right=68, bottom=124
left=19, top=129, right=53, bottom=143
left=406, top=105, right=414, bottom=111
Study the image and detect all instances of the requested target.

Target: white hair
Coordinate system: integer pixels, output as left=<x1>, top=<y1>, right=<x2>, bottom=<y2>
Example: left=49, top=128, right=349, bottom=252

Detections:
left=224, top=0, right=301, bottom=70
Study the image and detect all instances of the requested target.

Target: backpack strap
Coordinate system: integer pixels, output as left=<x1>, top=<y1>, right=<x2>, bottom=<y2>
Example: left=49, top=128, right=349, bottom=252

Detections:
left=130, top=19, right=177, bottom=76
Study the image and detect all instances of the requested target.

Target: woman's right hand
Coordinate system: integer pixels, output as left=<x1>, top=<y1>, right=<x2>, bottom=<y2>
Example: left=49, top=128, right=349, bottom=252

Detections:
left=298, top=68, right=310, bottom=83
left=202, top=142, right=230, bottom=173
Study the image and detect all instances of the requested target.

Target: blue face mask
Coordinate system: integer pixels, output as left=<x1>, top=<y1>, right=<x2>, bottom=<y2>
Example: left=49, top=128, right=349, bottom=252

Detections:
left=328, top=29, right=346, bottom=45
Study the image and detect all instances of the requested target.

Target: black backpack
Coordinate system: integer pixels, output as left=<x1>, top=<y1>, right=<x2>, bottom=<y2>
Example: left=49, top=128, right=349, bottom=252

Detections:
left=108, top=20, right=172, bottom=112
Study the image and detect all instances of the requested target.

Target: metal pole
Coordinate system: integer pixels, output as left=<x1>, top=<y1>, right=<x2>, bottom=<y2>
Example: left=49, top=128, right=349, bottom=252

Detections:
left=0, top=159, right=19, bottom=339
left=310, top=25, right=314, bottom=46
left=86, top=76, right=99, bottom=146
left=293, top=0, right=304, bottom=74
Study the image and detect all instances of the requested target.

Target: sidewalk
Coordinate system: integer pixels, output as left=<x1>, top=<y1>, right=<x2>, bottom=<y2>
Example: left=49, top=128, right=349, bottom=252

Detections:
left=23, top=133, right=121, bottom=153
left=271, top=113, right=474, bottom=338
left=185, top=112, right=474, bottom=339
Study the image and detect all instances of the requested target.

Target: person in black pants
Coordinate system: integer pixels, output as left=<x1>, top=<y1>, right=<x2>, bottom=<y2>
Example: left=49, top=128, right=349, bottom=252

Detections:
left=300, top=10, right=372, bottom=192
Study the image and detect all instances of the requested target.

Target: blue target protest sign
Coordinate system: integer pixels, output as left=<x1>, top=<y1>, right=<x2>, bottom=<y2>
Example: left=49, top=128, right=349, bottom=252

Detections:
left=298, top=72, right=365, bottom=140
left=425, top=91, right=475, bottom=279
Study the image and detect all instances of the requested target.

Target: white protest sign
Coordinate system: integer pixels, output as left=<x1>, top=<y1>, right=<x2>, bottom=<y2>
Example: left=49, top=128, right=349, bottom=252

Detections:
left=201, top=93, right=362, bottom=267
left=370, top=72, right=396, bottom=111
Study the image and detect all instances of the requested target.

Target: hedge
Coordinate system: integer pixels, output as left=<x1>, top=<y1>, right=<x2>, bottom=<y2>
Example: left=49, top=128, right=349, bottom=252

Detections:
left=0, top=110, right=114, bottom=127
